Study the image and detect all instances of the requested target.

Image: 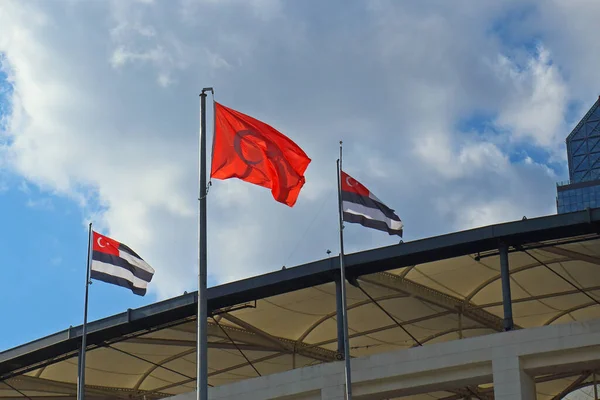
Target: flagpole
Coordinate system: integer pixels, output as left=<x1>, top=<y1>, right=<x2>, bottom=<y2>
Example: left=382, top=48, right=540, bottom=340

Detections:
left=336, top=141, right=352, bottom=400
left=77, top=222, right=93, bottom=400
left=198, top=87, right=213, bottom=400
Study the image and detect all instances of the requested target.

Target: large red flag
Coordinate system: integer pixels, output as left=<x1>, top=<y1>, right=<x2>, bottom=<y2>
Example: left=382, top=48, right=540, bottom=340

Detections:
left=210, top=102, right=311, bottom=207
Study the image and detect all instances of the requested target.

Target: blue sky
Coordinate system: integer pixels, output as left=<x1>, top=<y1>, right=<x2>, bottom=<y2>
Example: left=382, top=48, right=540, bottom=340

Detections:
left=0, top=138, right=159, bottom=351
left=0, top=179, right=153, bottom=350
left=0, top=61, right=158, bottom=351
left=1, top=0, right=599, bottom=354
left=0, top=71, right=185, bottom=351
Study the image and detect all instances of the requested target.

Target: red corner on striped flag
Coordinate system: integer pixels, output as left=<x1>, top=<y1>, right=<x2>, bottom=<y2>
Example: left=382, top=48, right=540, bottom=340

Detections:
left=93, top=231, right=120, bottom=257
left=341, top=171, right=370, bottom=196
left=91, top=231, right=155, bottom=296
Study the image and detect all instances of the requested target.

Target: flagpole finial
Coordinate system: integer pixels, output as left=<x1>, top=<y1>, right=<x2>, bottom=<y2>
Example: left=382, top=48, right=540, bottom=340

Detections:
left=201, top=87, right=214, bottom=94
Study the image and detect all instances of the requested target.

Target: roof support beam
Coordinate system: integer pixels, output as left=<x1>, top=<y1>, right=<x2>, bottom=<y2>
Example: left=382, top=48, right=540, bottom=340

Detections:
left=412, top=327, right=492, bottom=347
left=172, top=322, right=294, bottom=353
left=451, top=386, right=494, bottom=400
left=544, top=302, right=599, bottom=325
left=465, top=257, right=570, bottom=302
left=148, top=352, right=288, bottom=395
left=126, top=337, right=277, bottom=352
left=359, top=272, right=518, bottom=332
left=441, top=389, right=494, bottom=400
left=539, top=244, right=600, bottom=266
left=220, top=314, right=338, bottom=362
left=219, top=314, right=289, bottom=352
left=473, top=284, right=600, bottom=309
left=133, top=348, right=196, bottom=391
left=2, top=375, right=151, bottom=399
left=551, top=371, right=592, bottom=400
left=170, top=320, right=337, bottom=362
left=309, top=310, right=455, bottom=349
left=297, top=293, right=409, bottom=343
left=438, top=371, right=587, bottom=400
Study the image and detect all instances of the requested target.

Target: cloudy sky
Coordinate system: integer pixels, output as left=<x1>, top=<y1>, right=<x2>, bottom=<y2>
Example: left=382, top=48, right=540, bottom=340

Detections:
left=1, top=0, right=599, bottom=357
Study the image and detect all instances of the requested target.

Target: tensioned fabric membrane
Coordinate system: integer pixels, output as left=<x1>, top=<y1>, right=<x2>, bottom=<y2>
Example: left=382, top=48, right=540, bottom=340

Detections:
left=2, top=209, right=600, bottom=399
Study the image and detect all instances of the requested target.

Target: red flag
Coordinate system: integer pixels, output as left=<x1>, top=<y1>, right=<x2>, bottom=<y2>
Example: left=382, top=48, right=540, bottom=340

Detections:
left=210, top=102, right=311, bottom=207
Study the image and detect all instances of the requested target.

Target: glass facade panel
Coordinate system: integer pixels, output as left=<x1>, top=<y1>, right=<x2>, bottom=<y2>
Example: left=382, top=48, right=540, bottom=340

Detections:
left=566, top=99, right=600, bottom=183
left=557, top=185, right=600, bottom=213
left=557, top=97, right=600, bottom=214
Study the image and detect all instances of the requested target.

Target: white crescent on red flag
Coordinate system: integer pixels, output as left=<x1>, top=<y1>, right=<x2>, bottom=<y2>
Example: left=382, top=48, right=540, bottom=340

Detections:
left=341, top=171, right=404, bottom=236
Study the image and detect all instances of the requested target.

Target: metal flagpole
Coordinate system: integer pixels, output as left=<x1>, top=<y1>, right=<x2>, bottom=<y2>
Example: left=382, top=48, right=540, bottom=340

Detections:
left=198, top=87, right=213, bottom=400
left=77, top=222, right=93, bottom=400
left=336, top=141, right=353, bottom=400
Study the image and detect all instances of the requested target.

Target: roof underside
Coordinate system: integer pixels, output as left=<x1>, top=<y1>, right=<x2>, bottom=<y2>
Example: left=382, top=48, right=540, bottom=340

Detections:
left=2, top=210, right=600, bottom=399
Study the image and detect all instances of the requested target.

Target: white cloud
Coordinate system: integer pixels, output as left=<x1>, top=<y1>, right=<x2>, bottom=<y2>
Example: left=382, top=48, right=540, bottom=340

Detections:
left=110, top=45, right=168, bottom=68
left=157, top=72, right=174, bottom=87
left=527, top=0, right=600, bottom=102
left=0, top=0, right=594, bottom=302
left=18, top=180, right=30, bottom=194
left=414, top=132, right=508, bottom=180
left=493, top=45, right=568, bottom=151
left=26, top=197, right=54, bottom=210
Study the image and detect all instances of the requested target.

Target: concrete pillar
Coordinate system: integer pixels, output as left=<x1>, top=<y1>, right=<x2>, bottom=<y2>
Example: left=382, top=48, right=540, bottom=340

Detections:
left=321, top=384, right=345, bottom=400
left=493, top=355, right=536, bottom=400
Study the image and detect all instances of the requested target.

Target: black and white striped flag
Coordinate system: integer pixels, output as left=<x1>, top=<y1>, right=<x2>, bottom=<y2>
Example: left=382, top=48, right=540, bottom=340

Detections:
left=340, top=170, right=403, bottom=236
left=91, top=231, right=155, bottom=296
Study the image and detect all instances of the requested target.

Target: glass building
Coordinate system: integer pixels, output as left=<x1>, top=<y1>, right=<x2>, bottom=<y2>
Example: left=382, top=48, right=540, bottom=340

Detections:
left=557, top=96, right=600, bottom=213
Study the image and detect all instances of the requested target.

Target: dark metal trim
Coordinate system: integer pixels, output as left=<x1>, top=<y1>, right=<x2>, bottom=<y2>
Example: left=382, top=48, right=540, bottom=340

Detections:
left=334, top=272, right=345, bottom=357
left=499, top=242, right=514, bottom=331
left=557, top=178, right=600, bottom=192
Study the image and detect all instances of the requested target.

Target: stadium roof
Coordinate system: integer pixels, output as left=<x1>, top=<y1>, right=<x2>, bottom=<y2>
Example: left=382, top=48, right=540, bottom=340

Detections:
left=2, top=208, right=600, bottom=399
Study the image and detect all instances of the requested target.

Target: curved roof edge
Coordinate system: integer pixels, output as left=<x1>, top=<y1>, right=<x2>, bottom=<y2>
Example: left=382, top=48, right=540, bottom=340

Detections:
left=2, top=207, right=600, bottom=379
